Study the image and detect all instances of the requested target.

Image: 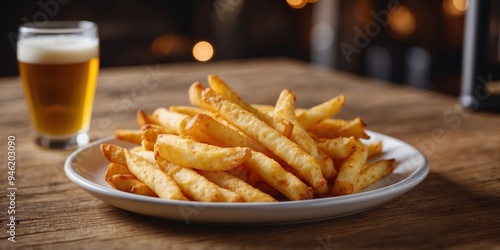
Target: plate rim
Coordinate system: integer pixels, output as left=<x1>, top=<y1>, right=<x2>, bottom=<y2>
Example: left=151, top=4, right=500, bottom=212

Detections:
left=64, top=131, right=429, bottom=221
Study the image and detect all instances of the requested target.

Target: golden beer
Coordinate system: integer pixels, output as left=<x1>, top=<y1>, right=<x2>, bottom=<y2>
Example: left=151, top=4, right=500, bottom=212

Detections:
left=17, top=21, right=99, bottom=148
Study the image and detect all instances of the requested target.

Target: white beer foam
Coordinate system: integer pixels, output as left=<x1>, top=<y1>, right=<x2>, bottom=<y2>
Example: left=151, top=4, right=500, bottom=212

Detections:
left=17, top=35, right=99, bottom=64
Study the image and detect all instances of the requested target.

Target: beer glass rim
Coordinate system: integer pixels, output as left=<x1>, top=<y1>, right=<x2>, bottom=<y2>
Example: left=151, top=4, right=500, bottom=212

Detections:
left=19, top=21, right=97, bottom=34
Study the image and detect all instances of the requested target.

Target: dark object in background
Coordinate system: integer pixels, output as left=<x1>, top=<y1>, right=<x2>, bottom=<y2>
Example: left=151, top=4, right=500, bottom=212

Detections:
left=1, top=0, right=478, bottom=99
left=460, top=0, right=500, bottom=112
left=310, top=0, right=466, bottom=96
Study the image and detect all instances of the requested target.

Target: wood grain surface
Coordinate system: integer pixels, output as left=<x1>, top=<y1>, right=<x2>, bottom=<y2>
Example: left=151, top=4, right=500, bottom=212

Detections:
left=0, top=58, right=499, bottom=249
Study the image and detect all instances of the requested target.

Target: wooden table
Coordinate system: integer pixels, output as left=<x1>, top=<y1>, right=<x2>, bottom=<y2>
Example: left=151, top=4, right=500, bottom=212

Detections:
left=1, top=58, right=499, bottom=249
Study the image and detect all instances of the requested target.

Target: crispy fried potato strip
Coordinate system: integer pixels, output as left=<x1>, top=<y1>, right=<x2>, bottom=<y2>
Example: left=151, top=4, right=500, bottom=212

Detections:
left=331, top=140, right=369, bottom=196
left=101, top=74, right=396, bottom=203
left=316, top=136, right=356, bottom=160
left=114, top=129, right=142, bottom=145
left=202, top=88, right=327, bottom=190
left=355, top=159, right=396, bottom=192
left=154, top=155, right=230, bottom=202
left=274, top=89, right=336, bottom=181
left=124, top=148, right=188, bottom=200
left=107, top=173, right=158, bottom=197
left=185, top=112, right=313, bottom=200
left=208, top=75, right=294, bottom=138
left=296, top=95, right=345, bottom=130
left=198, top=170, right=276, bottom=202
left=104, top=161, right=158, bottom=197
left=310, top=118, right=370, bottom=139
left=155, top=134, right=252, bottom=171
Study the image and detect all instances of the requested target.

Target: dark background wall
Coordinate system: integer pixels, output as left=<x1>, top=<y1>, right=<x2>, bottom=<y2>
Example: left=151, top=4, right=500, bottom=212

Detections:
left=1, top=0, right=477, bottom=96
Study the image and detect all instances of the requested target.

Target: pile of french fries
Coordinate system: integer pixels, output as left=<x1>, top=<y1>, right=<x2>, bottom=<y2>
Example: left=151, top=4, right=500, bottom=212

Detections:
left=101, top=75, right=396, bottom=202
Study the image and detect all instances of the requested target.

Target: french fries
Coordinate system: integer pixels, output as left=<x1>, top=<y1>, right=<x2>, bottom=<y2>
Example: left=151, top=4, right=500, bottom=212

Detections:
left=207, top=75, right=294, bottom=138
left=355, top=159, right=396, bottom=193
left=107, top=173, right=158, bottom=197
left=114, top=129, right=142, bottom=145
left=197, top=170, right=276, bottom=202
left=297, top=95, right=345, bottom=130
left=154, top=155, right=230, bottom=202
left=201, top=88, right=328, bottom=192
left=102, top=75, right=396, bottom=202
left=274, top=89, right=337, bottom=181
left=155, top=134, right=252, bottom=172
left=309, top=117, right=370, bottom=139
left=124, top=148, right=188, bottom=200
left=185, top=113, right=313, bottom=200
left=331, top=140, right=368, bottom=196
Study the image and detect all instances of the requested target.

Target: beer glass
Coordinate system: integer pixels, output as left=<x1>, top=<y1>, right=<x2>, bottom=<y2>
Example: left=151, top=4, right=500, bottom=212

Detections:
left=17, top=21, right=99, bottom=149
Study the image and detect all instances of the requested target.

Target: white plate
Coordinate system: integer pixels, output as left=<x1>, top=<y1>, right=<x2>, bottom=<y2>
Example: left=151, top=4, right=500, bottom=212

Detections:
left=64, top=131, right=428, bottom=225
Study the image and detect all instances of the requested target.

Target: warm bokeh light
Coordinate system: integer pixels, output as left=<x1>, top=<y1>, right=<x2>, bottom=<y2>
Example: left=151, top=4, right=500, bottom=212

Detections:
left=453, top=0, right=468, bottom=11
left=286, top=0, right=319, bottom=9
left=287, top=0, right=308, bottom=9
left=192, top=41, right=214, bottom=62
left=443, top=0, right=468, bottom=16
left=151, top=34, right=189, bottom=58
left=389, top=6, right=417, bottom=39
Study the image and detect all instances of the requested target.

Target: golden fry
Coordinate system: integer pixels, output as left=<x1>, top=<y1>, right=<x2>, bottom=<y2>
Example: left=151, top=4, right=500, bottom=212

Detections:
left=107, top=174, right=158, bottom=197
left=186, top=112, right=312, bottom=200
left=169, top=105, right=204, bottom=117
left=133, top=150, right=156, bottom=165
left=101, top=143, right=127, bottom=166
left=331, top=140, right=368, bottom=196
left=130, top=145, right=145, bottom=153
left=245, top=151, right=314, bottom=200
left=274, top=89, right=336, bottom=182
left=155, top=134, right=252, bottom=171
left=141, top=124, right=168, bottom=143
left=336, top=118, right=370, bottom=139
left=141, top=139, right=154, bottom=151
left=104, top=162, right=131, bottom=180
left=114, top=129, right=142, bottom=145
left=251, top=104, right=274, bottom=117
left=104, top=161, right=158, bottom=197
left=194, top=112, right=289, bottom=167
left=185, top=113, right=271, bottom=156
left=151, top=107, right=219, bottom=145
left=188, top=82, right=210, bottom=109
left=136, top=109, right=159, bottom=127
left=152, top=107, right=190, bottom=135
left=310, top=118, right=370, bottom=139
left=297, top=95, right=345, bottom=130
left=216, top=186, right=245, bottom=202
left=316, top=136, right=356, bottom=159
left=367, top=140, right=383, bottom=159
left=208, top=75, right=293, bottom=138
left=101, top=74, right=397, bottom=203
left=155, top=155, right=225, bottom=202
left=124, top=149, right=188, bottom=200
left=198, top=170, right=275, bottom=202
left=202, top=88, right=327, bottom=190
left=355, top=159, right=396, bottom=192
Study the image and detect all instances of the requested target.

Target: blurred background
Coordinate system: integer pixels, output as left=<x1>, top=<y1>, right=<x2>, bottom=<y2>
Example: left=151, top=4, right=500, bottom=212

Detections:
left=0, top=0, right=480, bottom=97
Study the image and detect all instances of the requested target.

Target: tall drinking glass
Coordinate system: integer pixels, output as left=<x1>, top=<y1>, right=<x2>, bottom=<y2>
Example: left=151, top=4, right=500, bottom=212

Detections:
left=17, top=21, right=99, bottom=149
